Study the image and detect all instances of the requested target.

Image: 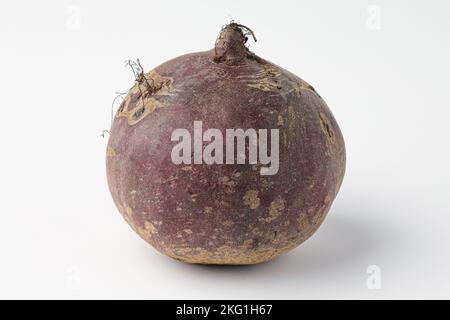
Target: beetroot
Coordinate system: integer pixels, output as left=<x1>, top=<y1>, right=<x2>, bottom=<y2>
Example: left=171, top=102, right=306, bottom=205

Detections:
left=106, top=23, right=345, bottom=264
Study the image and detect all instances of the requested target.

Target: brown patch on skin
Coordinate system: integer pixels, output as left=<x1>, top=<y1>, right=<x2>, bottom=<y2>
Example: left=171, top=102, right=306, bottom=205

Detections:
left=203, top=206, right=213, bottom=214
left=271, top=231, right=288, bottom=245
left=181, top=166, right=193, bottom=172
left=220, top=176, right=236, bottom=187
left=245, top=64, right=283, bottom=92
left=307, top=206, right=317, bottom=216
left=250, top=227, right=263, bottom=237
left=319, top=112, right=335, bottom=143
left=117, top=203, right=125, bottom=217
left=106, top=147, right=116, bottom=157
left=222, top=220, right=234, bottom=227
left=125, top=206, right=133, bottom=217
left=243, top=190, right=260, bottom=209
left=264, top=197, right=286, bottom=222
left=220, top=176, right=237, bottom=194
left=139, top=221, right=158, bottom=240
left=277, top=115, right=285, bottom=126
left=261, top=179, right=274, bottom=190
left=161, top=237, right=305, bottom=265
left=312, top=205, right=329, bottom=226
left=297, top=214, right=311, bottom=232
left=299, top=113, right=307, bottom=135
left=145, top=222, right=158, bottom=233
left=116, top=70, right=175, bottom=125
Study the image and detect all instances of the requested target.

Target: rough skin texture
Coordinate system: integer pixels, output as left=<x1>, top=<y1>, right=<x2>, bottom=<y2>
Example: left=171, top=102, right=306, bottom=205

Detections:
left=106, top=24, right=346, bottom=264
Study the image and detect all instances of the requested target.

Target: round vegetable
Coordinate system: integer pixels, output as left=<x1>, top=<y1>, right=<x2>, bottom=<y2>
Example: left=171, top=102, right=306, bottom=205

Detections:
left=106, top=23, right=345, bottom=264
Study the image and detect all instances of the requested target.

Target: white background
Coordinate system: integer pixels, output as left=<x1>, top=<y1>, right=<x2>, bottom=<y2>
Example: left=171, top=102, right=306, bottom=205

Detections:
left=0, top=0, right=449, bottom=299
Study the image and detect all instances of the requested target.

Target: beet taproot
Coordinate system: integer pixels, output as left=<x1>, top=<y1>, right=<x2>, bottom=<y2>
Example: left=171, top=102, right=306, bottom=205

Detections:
left=106, top=23, right=346, bottom=264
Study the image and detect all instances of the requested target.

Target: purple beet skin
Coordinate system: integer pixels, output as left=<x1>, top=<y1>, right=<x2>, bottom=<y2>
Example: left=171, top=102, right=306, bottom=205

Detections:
left=106, top=23, right=346, bottom=264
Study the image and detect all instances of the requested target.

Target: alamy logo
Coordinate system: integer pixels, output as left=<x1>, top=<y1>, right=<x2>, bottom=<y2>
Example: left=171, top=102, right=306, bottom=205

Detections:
left=171, top=121, right=279, bottom=175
